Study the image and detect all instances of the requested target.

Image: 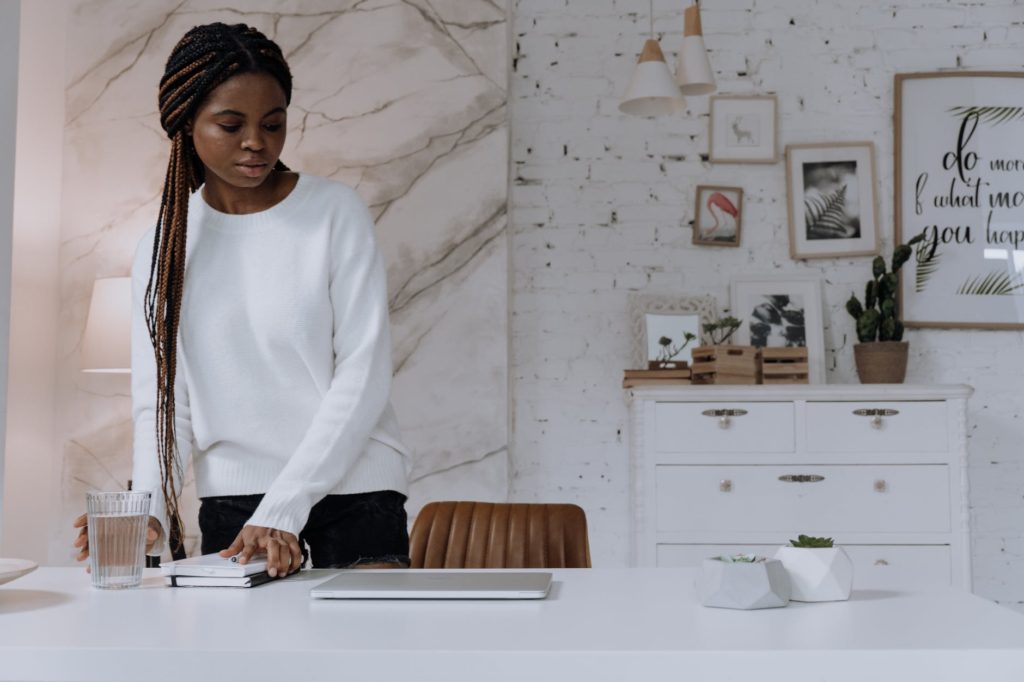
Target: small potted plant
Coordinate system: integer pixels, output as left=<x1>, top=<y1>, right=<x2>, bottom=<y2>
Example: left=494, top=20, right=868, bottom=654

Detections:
left=692, top=313, right=760, bottom=384
left=696, top=553, right=791, bottom=610
left=845, top=234, right=924, bottom=383
left=649, top=332, right=697, bottom=370
left=773, top=535, right=853, bottom=602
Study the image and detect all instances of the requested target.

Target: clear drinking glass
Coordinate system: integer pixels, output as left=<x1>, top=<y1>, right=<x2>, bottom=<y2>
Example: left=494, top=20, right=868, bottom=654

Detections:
left=86, top=491, right=152, bottom=589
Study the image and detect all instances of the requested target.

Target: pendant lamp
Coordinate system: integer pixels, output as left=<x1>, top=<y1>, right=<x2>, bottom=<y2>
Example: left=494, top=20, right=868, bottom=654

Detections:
left=675, top=3, right=716, bottom=96
left=620, top=0, right=686, bottom=116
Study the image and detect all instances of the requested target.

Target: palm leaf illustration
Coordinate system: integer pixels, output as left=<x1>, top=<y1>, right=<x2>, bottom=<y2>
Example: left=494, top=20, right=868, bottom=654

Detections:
left=956, top=271, right=1024, bottom=296
left=947, top=106, right=1024, bottom=126
left=804, top=185, right=848, bottom=237
left=914, top=232, right=940, bottom=293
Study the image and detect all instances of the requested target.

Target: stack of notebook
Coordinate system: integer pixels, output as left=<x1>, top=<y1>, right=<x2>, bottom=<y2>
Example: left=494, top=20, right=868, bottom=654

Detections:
left=161, top=553, right=273, bottom=587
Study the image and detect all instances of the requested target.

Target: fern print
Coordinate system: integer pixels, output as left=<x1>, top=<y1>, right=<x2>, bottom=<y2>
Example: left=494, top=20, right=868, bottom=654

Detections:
left=948, top=106, right=1024, bottom=126
left=956, top=271, right=1024, bottom=296
left=804, top=185, right=849, bottom=239
left=914, top=232, right=940, bottom=293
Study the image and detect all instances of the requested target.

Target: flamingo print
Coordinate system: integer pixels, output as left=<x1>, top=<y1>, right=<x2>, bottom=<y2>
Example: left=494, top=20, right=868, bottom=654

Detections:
left=703, top=192, right=739, bottom=239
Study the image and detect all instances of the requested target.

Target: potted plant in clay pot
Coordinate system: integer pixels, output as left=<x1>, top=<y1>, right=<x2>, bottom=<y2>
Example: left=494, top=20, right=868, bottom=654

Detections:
left=845, top=233, right=925, bottom=383
left=696, top=553, right=791, bottom=610
left=773, top=535, right=853, bottom=602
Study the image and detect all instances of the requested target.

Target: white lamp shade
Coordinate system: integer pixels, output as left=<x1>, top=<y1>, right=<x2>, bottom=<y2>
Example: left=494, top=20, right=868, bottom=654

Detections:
left=676, top=35, right=716, bottom=95
left=80, top=277, right=132, bottom=373
left=620, top=39, right=686, bottom=116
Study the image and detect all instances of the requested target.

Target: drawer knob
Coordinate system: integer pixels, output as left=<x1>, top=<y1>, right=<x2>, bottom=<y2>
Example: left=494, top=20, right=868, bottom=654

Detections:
left=778, top=474, right=825, bottom=483
left=874, top=479, right=888, bottom=493
left=871, top=415, right=883, bottom=429
left=719, top=416, right=730, bottom=429
left=853, top=408, right=899, bottom=429
left=719, top=479, right=732, bottom=493
left=874, top=559, right=890, bottom=566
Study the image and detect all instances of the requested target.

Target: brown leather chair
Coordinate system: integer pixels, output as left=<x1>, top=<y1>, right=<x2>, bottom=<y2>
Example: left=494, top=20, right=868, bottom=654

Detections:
left=409, top=501, right=592, bottom=569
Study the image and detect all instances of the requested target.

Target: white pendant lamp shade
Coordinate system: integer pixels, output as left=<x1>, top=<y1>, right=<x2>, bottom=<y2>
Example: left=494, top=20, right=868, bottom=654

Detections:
left=675, top=4, right=716, bottom=96
left=620, top=39, right=686, bottom=116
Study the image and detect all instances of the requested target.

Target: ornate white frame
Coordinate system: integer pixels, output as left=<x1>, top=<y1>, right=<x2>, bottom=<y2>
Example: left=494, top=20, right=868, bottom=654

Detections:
left=628, top=294, right=719, bottom=369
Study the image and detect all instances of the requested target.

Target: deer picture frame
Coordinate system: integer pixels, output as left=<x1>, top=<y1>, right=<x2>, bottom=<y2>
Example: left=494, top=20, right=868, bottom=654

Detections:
left=708, top=95, right=778, bottom=164
left=785, top=142, right=880, bottom=259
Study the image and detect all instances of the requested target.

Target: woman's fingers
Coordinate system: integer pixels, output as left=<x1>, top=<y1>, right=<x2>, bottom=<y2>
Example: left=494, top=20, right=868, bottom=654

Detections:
left=72, top=513, right=87, bottom=529
left=287, top=536, right=303, bottom=574
left=265, top=536, right=281, bottom=577
left=72, top=514, right=90, bottom=562
left=218, top=534, right=245, bottom=559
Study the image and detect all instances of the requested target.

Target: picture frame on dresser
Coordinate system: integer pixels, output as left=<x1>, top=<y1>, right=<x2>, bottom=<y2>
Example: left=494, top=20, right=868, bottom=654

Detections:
left=729, top=275, right=826, bottom=384
left=628, top=294, right=718, bottom=370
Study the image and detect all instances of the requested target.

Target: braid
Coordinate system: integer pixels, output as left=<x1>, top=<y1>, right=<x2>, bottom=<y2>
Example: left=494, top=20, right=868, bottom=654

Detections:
left=148, top=23, right=292, bottom=555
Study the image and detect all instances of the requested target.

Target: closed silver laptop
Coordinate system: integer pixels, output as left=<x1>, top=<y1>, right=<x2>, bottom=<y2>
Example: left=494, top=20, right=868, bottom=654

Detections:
left=310, top=570, right=552, bottom=600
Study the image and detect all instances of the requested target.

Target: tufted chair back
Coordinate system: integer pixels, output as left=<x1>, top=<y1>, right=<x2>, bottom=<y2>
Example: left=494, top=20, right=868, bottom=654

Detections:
left=409, top=501, right=592, bottom=569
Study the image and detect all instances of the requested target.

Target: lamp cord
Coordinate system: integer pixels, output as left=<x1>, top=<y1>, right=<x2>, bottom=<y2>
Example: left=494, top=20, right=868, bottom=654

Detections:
left=649, top=0, right=654, bottom=38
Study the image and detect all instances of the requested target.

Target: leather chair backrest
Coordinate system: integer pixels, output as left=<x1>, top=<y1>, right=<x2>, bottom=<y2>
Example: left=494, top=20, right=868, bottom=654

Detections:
left=409, top=501, right=592, bottom=569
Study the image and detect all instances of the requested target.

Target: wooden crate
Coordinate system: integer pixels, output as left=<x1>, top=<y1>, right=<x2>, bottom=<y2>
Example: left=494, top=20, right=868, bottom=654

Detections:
left=623, top=368, right=692, bottom=389
left=690, top=345, right=762, bottom=385
left=761, top=347, right=809, bottom=384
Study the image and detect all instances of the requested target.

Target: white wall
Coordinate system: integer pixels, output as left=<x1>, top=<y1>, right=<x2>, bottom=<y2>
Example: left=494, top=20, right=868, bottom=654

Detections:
left=2, top=0, right=64, bottom=563
left=509, top=0, right=1024, bottom=612
left=0, top=0, right=19, bottom=551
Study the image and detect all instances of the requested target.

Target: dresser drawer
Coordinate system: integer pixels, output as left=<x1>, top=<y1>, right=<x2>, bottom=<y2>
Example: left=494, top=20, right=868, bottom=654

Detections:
left=655, top=464, right=950, bottom=534
left=805, top=401, right=948, bottom=453
left=656, top=543, right=951, bottom=590
left=653, top=402, right=795, bottom=453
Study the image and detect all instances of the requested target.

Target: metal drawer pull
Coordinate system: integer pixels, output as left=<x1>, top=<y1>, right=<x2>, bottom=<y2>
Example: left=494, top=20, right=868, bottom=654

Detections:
left=874, top=479, right=888, bottom=493
left=701, top=408, right=747, bottom=430
left=874, top=559, right=890, bottom=566
left=853, top=408, right=899, bottom=429
left=719, top=479, right=732, bottom=493
left=778, top=474, right=825, bottom=483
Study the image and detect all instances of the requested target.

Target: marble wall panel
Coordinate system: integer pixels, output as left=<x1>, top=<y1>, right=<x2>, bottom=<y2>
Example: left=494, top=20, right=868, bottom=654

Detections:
left=53, top=0, right=508, bottom=558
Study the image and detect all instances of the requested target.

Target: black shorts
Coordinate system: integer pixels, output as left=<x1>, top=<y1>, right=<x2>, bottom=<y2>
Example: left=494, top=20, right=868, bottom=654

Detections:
left=198, top=490, right=410, bottom=568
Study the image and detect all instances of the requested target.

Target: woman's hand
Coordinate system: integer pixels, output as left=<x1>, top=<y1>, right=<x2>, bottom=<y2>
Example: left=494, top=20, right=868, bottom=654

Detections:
left=72, top=514, right=164, bottom=569
left=219, top=525, right=302, bottom=577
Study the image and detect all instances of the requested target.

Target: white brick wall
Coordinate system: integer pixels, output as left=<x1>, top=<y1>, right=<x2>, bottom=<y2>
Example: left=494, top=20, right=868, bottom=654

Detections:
left=509, top=0, right=1024, bottom=611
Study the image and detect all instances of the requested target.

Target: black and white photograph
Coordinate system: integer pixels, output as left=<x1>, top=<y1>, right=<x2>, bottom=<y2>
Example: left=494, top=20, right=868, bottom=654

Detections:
left=786, top=142, right=879, bottom=259
left=709, top=95, right=778, bottom=163
left=730, top=275, right=826, bottom=383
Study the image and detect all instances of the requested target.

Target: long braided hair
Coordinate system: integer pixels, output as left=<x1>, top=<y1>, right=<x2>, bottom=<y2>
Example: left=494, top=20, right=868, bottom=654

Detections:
left=149, top=23, right=292, bottom=554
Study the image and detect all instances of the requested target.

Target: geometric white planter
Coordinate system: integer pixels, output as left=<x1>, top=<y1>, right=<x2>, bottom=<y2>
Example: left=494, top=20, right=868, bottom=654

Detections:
left=773, top=546, right=853, bottom=602
left=697, top=557, right=791, bottom=610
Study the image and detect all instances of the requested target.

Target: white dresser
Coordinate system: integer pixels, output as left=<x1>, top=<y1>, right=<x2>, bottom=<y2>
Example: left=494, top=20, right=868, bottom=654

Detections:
left=627, top=384, right=973, bottom=591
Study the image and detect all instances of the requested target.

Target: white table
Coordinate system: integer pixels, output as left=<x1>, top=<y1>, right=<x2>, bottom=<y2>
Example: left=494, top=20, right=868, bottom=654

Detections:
left=2, top=568, right=1024, bottom=681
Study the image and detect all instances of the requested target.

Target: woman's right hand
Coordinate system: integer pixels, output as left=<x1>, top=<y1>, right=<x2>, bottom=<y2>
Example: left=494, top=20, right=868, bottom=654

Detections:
left=72, top=514, right=165, bottom=566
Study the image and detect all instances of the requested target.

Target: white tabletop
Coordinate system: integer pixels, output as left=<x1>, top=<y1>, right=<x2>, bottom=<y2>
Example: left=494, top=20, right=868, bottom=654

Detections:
left=2, top=568, right=1024, bottom=681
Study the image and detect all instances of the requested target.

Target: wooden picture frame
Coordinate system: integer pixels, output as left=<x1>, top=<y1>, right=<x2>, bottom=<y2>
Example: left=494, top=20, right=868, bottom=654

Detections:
left=895, top=71, right=1024, bottom=329
left=693, top=185, right=743, bottom=247
left=628, top=294, right=719, bottom=370
left=729, top=274, right=826, bottom=384
left=785, top=142, right=880, bottom=259
left=709, top=95, right=778, bottom=163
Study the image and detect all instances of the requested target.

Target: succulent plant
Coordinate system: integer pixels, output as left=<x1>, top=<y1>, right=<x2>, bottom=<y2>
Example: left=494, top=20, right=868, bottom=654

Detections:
left=656, top=332, right=697, bottom=365
left=788, top=534, right=834, bottom=548
left=714, top=553, right=765, bottom=563
left=845, top=234, right=925, bottom=343
left=703, top=314, right=742, bottom=345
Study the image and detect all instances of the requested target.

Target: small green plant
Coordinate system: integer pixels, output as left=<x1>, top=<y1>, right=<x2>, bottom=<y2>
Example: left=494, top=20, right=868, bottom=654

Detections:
left=789, top=534, right=834, bottom=548
left=714, top=553, right=765, bottom=563
left=656, top=332, right=697, bottom=366
left=703, top=314, right=742, bottom=345
left=845, top=234, right=924, bottom=343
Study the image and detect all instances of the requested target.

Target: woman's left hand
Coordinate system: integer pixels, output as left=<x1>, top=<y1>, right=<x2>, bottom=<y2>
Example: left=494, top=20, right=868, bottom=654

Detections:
left=219, top=525, right=302, bottom=577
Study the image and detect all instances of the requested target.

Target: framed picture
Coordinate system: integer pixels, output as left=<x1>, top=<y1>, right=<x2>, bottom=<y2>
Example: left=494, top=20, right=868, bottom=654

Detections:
left=693, top=185, right=743, bottom=247
left=729, top=275, right=826, bottom=384
left=628, top=294, right=718, bottom=369
left=895, top=71, right=1024, bottom=329
left=785, top=142, right=880, bottom=259
left=709, top=95, right=778, bottom=163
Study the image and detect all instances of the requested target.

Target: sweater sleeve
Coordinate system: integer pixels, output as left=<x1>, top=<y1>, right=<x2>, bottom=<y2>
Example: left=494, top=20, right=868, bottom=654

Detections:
left=245, top=190, right=394, bottom=535
left=129, top=231, right=195, bottom=556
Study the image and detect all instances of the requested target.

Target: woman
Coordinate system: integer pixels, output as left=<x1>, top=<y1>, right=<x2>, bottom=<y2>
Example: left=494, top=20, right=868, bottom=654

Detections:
left=74, top=23, right=411, bottom=577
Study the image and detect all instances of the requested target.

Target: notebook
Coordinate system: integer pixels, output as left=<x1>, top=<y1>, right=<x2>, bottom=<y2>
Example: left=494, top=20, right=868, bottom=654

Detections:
left=160, top=552, right=268, bottom=578
left=165, top=571, right=275, bottom=588
left=310, top=570, right=553, bottom=600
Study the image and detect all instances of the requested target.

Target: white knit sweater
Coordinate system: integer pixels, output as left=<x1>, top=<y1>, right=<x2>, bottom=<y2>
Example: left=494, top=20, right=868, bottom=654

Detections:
left=130, top=174, right=410, bottom=547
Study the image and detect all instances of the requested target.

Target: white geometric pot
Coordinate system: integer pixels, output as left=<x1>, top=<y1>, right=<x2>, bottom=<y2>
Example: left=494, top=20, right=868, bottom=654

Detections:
left=697, top=558, right=791, bottom=610
left=773, top=546, right=853, bottom=602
